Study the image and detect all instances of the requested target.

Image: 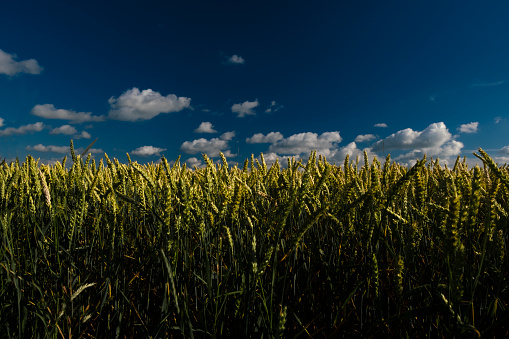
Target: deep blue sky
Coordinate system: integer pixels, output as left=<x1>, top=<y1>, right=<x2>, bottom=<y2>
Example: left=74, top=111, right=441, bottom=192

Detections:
left=1, top=0, right=509, bottom=167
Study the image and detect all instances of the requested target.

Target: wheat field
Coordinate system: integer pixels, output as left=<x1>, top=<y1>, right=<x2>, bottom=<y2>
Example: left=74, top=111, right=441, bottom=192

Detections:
left=0, top=143, right=508, bottom=337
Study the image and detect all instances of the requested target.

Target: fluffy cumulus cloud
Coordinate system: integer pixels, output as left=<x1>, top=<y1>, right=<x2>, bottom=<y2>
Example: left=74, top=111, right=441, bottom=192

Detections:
left=374, top=123, right=388, bottom=128
left=194, top=122, right=217, bottom=133
left=232, top=100, right=259, bottom=117
left=335, top=142, right=363, bottom=161
left=438, top=140, right=464, bottom=157
left=227, top=55, right=245, bottom=64
left=26, top=144, right=103, bottom=154
left=131, top=146, right=167, bottom=157
left=74, top=131, right=91, bottom=139
left=180, top=136, right=235, bottom=158
left=371, top=122, right=452, bottom=152
left=354, top=134, right=376, bottom=143
left=393, top=139, right=464, bottom=166
left=0, top=49, right=43, bottom=76
left=368, top=122, right=464, bottom=166
left=246, top=132, right=284, bottom=144
left=49, top=125, right=91, bottom=139
left=260, top=152, right=280, bottom=165
left=457, top=122, right=479, bottom=133
left=50, top=125, right=77, bottom=135
left=108, top=88, right=191, bottom=121
left=32, top=104, right=105, bottom=124
left=268, top=131, right=342, bottom=156
left=222, top=150, right=236, bottom=157
left=260, top=152, right=278, bottom=162
left=329, top=142, right=376, bottom=164
left=0, top=122, right=44, bottom=136
left=185, top=157, right=204, bottom=168
left=220, top=131, right=236, bottom=140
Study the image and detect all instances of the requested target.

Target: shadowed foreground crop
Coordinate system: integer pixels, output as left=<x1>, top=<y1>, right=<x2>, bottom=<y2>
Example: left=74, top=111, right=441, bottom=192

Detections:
left=1, top=146, right=508, bottom=338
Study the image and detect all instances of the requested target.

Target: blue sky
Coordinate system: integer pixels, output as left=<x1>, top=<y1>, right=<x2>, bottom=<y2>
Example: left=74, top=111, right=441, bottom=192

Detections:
left=1, top=0, right=509, bottom=167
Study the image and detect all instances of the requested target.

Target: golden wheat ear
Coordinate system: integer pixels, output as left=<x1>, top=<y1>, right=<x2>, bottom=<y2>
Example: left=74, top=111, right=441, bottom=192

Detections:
left=81, top=137, right=98, bottom=157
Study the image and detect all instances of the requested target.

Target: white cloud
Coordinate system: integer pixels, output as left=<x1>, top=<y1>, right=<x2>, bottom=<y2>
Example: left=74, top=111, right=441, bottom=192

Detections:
left=0, top=117, right=4, bottom=127
left=371, top=122, right=451, bottom=152
left=131, top=146, right=167, bottom=157
left=354, top=134, right=376, bottom=143
left=108, top=88, right=191, bottom=121
left=260, top=152, right=280, bottom=165
left=457, top=122, right=478, bottom=133
left=393, top=139, right=464, bottom=166
left=50, top=125, right=77, bottom=135
left=74, top=131, right=91, bottom=139
left=366, top=122, right=467, bottom=166
left=374, top=123, right=388, bottom=128
left=438, top=140, right=464, bottom=157
left=26, top=144, right=69, bottom=153
left=257, top=152, right=300, bottom=167
left=185, top=157, right=204, bottom=168
left=194, top=122, right=217, bottom=133
left=222, top=150, right=237, bottom=157
left=232, top=100, right=259, bottom=117
left=26, top=144, right=103, bottom=155
left=392, top=150, right=426, bottom=166
left=337, top=142, right=364, bottom=159
left=495, top=116, right=503, bottom=124
left=329, top=142, right=376, bottom=164
left=0, top=122, right=44, bottom=136
left=268, top=131, right=342, bottom=156
left=31, top=104, right=105, bottom=124
left=180, top=137, right=235, bottom=158
left=0, top=49, right=43, bottom=76
left=220, top=131, right=236, bottom=140
left=367, top=122, right=464, bottom=166
left=227, top=55, right=245, bottom=64
left=246, top=132, right=284, bottom=144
